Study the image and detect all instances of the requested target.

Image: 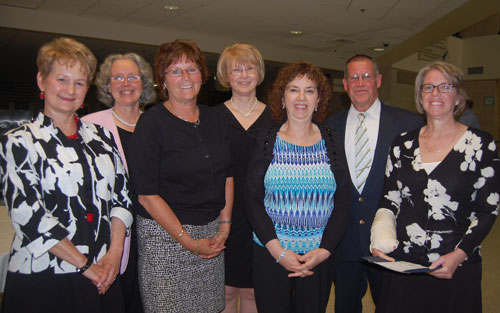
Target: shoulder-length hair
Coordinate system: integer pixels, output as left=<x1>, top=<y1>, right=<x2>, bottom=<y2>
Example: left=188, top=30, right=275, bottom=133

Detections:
left=216, top=42, right=265, bottom=88
left=415, top=61, right=467, bottom=116
left=268, top=61, right=332, bottom=123
left=95, top=53, right=156, bottom=107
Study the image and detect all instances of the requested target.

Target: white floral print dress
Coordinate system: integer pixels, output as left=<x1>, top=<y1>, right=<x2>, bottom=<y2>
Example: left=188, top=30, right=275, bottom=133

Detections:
left=379, top=127, right=500, bottom=266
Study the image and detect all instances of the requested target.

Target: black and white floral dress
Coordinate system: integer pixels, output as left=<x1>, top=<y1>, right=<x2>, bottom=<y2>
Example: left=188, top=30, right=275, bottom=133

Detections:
left=0, top=112, right=133, bottom=313
left=376, top=127, right=500, bottom=313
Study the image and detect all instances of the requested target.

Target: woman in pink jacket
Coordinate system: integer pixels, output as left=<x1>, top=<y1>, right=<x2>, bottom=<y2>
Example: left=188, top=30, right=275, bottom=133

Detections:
left=82, top=52, right=156, bottom=313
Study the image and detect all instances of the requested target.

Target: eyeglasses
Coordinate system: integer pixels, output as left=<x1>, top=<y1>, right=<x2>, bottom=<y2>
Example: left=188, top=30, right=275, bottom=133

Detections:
left=110, top=75, right=141, bottom=83
left=231, top=66, right=257, bottom=76
left=165, top=67, right=200, bottom=77
left=421, top=83, right=454, bottom=93
left=347, top=73, right=374, bottom=82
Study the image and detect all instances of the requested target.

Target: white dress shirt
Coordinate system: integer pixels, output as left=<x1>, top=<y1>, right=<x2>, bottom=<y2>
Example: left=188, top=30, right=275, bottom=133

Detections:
left=345, top=99, right=381, bottom=193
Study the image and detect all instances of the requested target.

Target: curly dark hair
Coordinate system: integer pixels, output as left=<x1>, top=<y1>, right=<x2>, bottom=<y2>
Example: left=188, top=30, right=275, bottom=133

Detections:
left=154, top=39, right=209, bottom=100
left=268, top=61, right=332, bottom=123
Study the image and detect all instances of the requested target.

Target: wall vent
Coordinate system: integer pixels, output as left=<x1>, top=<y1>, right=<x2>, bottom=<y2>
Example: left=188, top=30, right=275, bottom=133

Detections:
left=467, top=67, right=484, bottom=75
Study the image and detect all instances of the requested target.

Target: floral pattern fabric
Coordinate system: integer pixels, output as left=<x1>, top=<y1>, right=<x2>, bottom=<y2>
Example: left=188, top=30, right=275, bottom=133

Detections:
left=380, top=127, right=500, bottom=266
left=0, top=112, right=132, bottom=274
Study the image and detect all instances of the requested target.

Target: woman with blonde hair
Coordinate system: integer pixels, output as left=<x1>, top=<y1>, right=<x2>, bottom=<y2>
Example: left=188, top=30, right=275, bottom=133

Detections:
left=0, top=37, right=132, bottom=313
left=371, top=61, right=499, bottom=313
left=215, top=42, right=273, bottom=313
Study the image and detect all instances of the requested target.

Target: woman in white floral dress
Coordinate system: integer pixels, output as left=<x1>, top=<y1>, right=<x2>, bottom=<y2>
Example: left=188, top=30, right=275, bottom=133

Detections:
left=370, top=61, right=499, bottom=313
left=0, top=38, right=132, bottom=313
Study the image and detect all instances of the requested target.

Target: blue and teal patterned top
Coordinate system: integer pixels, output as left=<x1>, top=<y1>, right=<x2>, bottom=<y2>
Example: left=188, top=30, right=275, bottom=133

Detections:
left=253, top=135, right=336, bottom=254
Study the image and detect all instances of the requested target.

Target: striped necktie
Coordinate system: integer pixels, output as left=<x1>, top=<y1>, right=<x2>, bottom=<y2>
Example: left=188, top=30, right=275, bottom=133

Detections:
left=355, top=113, right=372, bottom=191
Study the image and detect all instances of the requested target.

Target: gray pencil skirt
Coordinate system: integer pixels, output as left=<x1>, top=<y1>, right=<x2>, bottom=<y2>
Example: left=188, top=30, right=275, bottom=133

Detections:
left=137, top=216, right=225, bottom=313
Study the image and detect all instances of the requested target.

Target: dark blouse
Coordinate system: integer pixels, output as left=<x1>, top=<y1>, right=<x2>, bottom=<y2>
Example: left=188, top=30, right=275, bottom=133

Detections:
left=214, top=105, right=273, bottom=228
left=381, top=128, right=500, bottom=266
left=128, top=103, right=232, bottom=225
left=117, top=127, right=133, bottom=161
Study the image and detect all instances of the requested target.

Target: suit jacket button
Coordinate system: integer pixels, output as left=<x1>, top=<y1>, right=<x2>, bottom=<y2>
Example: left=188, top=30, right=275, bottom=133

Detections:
left=358, top=197, right=364, bottom=202
left=359, top=220, right=365, bottom=225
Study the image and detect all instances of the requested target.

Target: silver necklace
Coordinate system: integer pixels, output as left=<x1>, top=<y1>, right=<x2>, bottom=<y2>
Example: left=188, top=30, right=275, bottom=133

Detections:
left=230, top=97, right=258, bottom=118
left=168, top=102, right=200, bottom=125
left=112, top=109, right=141, bottom=127
left=421, top=126, right=458, bottom=153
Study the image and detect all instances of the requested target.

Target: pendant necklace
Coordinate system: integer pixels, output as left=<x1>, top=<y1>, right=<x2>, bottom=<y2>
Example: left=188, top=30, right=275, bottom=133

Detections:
left=230, top=97, right=258, bottom=117
left=168, top=102, right=200, bottom=125
left=422, top=126, right=458, bottom=153
left=112, top=109, right=141, bottom=127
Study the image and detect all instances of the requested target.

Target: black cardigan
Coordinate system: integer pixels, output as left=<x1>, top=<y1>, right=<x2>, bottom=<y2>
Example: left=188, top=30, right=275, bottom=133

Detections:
left=245, top=123, right=351, bottom=253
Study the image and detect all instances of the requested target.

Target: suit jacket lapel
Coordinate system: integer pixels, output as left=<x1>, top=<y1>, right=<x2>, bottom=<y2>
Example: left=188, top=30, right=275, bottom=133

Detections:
left=361, top=103, right=391, bottom=195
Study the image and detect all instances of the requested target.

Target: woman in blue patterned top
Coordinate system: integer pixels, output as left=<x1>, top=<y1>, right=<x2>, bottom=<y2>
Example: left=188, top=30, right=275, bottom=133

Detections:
left=246, top=61, right=350, bottom=313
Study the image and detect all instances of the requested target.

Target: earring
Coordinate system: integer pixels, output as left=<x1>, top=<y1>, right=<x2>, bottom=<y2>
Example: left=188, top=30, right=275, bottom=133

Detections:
left=81, top=103, right=85, bottom=109
left=314, top=106, right=318, bottom=112
left=282, top=103, right=285, bottom=109
left=40, top=91, right=45, bottom=100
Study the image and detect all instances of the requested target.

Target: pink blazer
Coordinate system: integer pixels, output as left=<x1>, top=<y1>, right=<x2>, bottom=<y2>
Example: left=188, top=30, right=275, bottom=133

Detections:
left=82, top=108, right=131, bottom=274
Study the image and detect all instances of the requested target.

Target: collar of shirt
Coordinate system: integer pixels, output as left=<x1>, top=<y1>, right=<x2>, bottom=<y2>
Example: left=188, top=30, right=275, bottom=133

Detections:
left=345, top=99, right=381, bottom=191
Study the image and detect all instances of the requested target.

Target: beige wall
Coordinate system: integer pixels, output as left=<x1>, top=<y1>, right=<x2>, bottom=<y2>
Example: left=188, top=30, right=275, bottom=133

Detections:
left=388, top=35, right=500, bottom=140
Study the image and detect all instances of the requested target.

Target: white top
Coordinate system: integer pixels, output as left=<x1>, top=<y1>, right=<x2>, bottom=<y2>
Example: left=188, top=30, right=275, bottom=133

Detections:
left=345, top=99, right=381, bottom=192
left=422, top=161, right=441, bottom=174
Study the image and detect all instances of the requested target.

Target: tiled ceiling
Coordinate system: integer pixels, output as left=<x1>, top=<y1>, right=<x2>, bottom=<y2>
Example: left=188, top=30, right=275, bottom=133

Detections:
left=0, top=0, right=480, bottom=70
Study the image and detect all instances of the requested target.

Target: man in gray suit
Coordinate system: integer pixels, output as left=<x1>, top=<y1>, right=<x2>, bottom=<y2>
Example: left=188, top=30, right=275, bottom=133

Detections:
left=326, top=55, right=423, bottom=313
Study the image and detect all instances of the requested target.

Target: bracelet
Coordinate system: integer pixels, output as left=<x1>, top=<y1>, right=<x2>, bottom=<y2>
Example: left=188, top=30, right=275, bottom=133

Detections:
left=76, top=258, right=92, bottom=274
left=276, top=248, right=287, bottom=263
left=191, top=239, right=200, bottom=255
left=219, top=220, right=232, bottom=225
left=218, top=231, right=230, bottom=236
left=177, top=228, right=185, bottom=240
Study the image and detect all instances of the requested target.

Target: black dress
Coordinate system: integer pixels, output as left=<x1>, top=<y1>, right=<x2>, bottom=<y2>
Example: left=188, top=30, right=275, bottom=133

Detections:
left=215, top=104, right=273, bottom=288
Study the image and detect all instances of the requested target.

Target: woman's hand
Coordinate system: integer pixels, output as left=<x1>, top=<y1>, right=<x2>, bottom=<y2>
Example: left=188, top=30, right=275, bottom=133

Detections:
left=195, top=238, right=225, bottom=259
left=95, top=248, right=122, bottom=294
left=209, top=231, right=229, bottom=250
left=277, top=249, right=303, bottom=273
left=371, top=248, right=395, bottom=262
left=288, top=248, right=331, bottom=278
left=265, top=239, right=302, bottom=272
left=428, top=249, right=467, bottom=279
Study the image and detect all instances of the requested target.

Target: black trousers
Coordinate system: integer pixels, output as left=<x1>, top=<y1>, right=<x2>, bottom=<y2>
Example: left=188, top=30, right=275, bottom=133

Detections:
left=333, top=259, right=383, bottom=313
left=253, top=243, right=333, bottom=313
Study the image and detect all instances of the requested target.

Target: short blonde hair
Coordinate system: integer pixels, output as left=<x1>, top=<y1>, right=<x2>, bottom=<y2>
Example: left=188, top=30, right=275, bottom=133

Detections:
left=415, top=61, right=467, bottom=116
left=216, top=42, right=265, bottom=88
left=36, top=37, right=97, bottom=83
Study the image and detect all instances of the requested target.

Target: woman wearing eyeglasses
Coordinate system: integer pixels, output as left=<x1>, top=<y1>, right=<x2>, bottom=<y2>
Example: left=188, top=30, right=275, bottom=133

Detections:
left=370, top=61, right=499, bottom=313
left=127, top=39, right=233, bottom=313
left=82, top=53, right=156, bottom=313
left=215, top=42, right=273, bottom=313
